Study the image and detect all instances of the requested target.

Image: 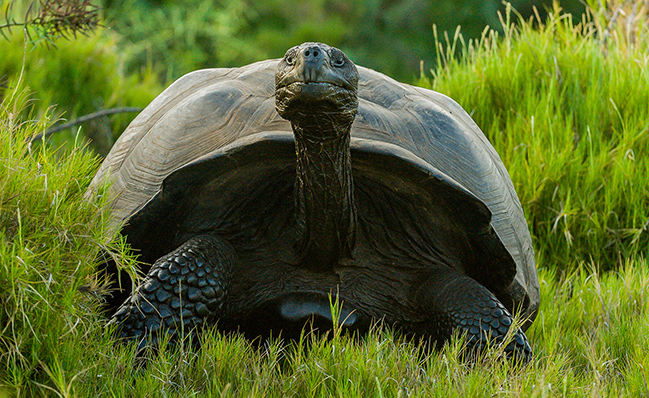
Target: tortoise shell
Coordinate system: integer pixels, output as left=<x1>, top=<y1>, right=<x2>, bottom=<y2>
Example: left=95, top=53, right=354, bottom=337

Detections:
left=91, top=59, right=539, bottom=327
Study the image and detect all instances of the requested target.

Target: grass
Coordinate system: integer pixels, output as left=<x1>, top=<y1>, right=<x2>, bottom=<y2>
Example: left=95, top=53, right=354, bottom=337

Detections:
left=2, top=261, right=647, bottom=396
left=0, top=83, right=136, bottom=397
left=418, top=1, right=649, bottom=272
left=1, top=1, right=649, bottom=397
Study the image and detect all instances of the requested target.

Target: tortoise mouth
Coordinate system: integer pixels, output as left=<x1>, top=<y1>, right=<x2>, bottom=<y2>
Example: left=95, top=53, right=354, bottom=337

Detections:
left=276, top=77, right=355, bottom=92
left=275, top=81, right=358, bottom=121
left=276, top=81, right=353, bottom=100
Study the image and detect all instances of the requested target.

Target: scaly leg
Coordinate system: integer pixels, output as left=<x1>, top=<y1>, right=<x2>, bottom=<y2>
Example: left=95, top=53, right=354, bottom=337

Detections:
left=112, top=235, right=235, bottom=345
left=413, top=267, right=532, bottom=360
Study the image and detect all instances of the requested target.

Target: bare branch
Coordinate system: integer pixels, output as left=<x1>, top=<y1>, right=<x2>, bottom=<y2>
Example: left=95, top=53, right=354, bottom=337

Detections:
left=29, top=107, right=142, bottom=142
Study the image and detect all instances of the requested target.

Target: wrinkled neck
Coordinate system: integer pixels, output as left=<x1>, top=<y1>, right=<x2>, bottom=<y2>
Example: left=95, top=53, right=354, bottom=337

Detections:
left=292, top=116, right=356, bottom=269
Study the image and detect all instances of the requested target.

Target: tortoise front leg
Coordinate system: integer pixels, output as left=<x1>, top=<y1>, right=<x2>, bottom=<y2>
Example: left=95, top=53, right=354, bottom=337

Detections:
left=412, top=267, right=532, bottom=360
left=112, top=235, right=235, bottom=345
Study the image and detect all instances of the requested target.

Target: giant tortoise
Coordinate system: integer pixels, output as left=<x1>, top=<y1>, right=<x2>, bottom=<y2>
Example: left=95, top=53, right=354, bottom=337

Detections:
left=91, top=42, right=540, bottom=356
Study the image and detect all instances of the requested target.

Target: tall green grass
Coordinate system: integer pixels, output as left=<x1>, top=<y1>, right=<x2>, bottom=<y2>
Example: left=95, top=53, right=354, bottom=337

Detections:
left=1, top=2, right=649, bottom=397
left=0, top=83, right=136, bottom=397
left=418, top=2, right=649, bottom=271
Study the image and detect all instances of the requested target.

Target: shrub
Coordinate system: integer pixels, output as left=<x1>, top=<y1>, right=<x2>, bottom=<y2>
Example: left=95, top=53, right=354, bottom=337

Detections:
left=104, top=0, right=259, bottom=82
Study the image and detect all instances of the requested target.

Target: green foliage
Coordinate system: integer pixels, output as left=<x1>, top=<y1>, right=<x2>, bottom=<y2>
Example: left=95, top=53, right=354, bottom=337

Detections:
left=0, top=27, right=162, bottom=154
left=527, top=262, right=649, bottom=396
left=418, top=3, right=649, bottom=271
left=102, top=0, right=586, bottom=82
left=0, top=0, right=100, bottom=43
left=104, top=0, right=259, bottom=82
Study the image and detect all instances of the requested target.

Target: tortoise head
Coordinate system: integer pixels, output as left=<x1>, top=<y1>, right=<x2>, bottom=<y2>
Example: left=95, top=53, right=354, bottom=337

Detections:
left=275, top=42, right=359, bottom=130
left=275, top=43, right=359, bottom=267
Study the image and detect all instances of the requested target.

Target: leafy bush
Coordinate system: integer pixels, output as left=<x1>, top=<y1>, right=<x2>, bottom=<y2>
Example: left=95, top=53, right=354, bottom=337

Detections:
left=104, top=0, right=259, bottom=82
left=0, top=0, right=100, bottom=42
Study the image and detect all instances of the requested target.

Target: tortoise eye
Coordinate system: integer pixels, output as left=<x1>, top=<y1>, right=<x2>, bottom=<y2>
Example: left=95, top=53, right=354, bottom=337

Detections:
left=331, top=53, right=345, bottom=67
left=330, top=49, right=346, bottom=67
left=285, top=55, right=295, bottom=66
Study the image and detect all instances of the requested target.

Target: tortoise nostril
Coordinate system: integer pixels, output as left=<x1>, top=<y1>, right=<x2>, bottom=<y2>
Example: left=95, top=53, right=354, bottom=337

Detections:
left=304, top=47, right=322, bottom=61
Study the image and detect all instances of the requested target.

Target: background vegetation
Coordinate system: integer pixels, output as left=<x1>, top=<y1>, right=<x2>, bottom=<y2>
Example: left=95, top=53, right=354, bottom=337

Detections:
left=1, top=0, right=648, bottom=396
left=1, top=0, right=587, bottom=154
left=103, top=0, right=587, bottom=82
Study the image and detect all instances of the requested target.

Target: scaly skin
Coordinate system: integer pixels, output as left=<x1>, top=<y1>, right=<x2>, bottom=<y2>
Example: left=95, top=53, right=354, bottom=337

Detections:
left=414, top=267, right=532, bottom=360
left=112, top=235, right=234, bottom=346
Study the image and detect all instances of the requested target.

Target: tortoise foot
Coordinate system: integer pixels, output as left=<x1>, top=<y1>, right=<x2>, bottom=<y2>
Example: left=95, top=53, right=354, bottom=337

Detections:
left=111, top=235, right=235, bottom=346
left=455, top=293, right=532, bottom=361
left=415, top=268, right=532, bottom=360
